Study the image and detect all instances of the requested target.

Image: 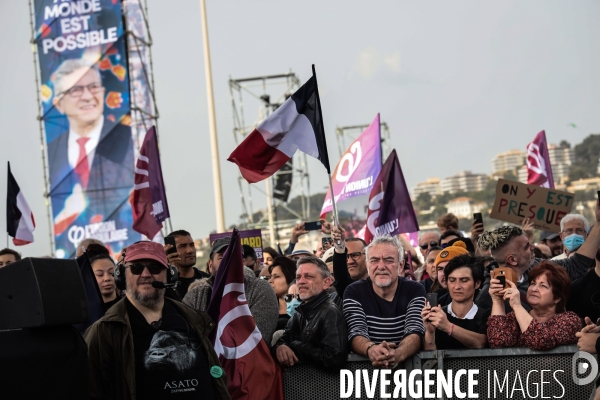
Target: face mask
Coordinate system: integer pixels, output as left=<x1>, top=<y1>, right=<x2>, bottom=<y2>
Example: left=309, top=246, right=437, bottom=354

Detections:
left=286, top=298, right=302, bottom=317
left=563, top=234, right=585, bottom=252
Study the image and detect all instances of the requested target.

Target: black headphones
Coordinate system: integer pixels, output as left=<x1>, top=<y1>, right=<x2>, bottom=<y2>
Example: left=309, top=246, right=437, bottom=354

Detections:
left=114, top=258, right=179, bottom=291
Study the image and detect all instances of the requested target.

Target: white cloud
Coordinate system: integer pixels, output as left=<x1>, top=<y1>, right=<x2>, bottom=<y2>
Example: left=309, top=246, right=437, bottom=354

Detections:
left=352, top=48, right=401, bottom=80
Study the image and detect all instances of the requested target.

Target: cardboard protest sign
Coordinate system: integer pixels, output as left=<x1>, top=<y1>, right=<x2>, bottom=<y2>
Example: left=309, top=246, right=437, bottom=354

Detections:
left=490, top=179, right=575, bottom=233
left=209, top=229, right=264, bottom=263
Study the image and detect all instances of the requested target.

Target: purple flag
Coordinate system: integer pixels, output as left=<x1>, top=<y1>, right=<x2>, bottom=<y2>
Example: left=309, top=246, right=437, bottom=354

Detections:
left=364, top=149, right=419, bottom=244
left=320, top=114, right=382, bottom=217
left=131, top=126, right=170, bottom=239
left=526, top=130, right=555, bottom=189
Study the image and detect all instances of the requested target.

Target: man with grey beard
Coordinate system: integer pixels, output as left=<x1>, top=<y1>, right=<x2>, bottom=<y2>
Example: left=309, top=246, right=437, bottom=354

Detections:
left=343, top=235, right=425, bottom=368
left=84, top=241, right=230, bottom=399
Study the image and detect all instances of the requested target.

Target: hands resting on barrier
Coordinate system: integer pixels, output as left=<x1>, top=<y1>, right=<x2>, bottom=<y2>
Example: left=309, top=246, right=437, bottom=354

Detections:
left=576, top=316, right=600, bottom=354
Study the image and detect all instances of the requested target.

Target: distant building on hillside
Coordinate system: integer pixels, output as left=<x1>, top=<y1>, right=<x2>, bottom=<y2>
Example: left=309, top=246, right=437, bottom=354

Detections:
left=445, top=197, right=487, bottom=219
left=548, top=144, right=574, bottom=184
left=567, top=177, right=600, bottom=193
left=412, top=177, right=441, bottom=198
left=491, top=150, right=526, bottom=177
left=440, top=171, right=488, bottom=194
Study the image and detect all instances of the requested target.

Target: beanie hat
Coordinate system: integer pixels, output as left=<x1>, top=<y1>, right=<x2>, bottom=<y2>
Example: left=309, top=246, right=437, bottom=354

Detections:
left=435, top=241, right=469, bottom=267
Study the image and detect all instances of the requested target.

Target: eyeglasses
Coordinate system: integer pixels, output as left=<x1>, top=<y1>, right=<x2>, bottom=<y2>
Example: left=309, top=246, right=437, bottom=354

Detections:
left=284, top=294, right=301, bottom=303
left=60, top=82, right=103, bottom=98
left=420, top=241, right=438, bottom=250
left=346, top=252, right=365, bottom=262
left=127, top=263, right=165, bottom=275
left=564, top=228, right=586, bottom=235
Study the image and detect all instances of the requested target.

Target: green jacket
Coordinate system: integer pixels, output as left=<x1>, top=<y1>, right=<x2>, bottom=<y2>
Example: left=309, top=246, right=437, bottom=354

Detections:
left=84, top=297, right=231, bottom=400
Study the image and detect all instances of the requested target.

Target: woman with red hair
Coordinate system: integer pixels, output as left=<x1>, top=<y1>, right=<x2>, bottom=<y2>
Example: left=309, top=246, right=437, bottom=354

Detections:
left=487, top=261, right=581, bottom=350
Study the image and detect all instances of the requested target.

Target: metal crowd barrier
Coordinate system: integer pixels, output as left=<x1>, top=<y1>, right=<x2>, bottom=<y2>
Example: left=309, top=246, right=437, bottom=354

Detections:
left=282, top=345, right=597, bottom=400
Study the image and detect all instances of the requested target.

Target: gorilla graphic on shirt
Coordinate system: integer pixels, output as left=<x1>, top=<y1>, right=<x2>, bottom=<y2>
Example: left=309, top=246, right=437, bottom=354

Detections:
left=144, top=331, right=198, bottom=372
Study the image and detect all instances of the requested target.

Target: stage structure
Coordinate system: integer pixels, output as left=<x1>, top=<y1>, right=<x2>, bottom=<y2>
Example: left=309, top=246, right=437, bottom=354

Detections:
left=336, top=122, right=392, bottom=164
left=229, top=72, right=312, bottom=245
left=29, top=0, right=161, bottom=258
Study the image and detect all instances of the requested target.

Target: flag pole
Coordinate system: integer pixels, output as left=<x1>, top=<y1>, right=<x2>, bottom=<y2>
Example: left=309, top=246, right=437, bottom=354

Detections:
left=311, top=64, right=340, bottom=241
left=327, top=174, right=339, bottom=226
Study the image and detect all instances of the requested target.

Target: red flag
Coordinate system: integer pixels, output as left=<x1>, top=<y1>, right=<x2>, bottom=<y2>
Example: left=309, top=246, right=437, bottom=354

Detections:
left=131, top=126, right=170, bottom=239
left=526, top=130, right=555, bottom=189
left=206, top=229, right=284, bottom=400
left=364, top=150, right=419, bottom=244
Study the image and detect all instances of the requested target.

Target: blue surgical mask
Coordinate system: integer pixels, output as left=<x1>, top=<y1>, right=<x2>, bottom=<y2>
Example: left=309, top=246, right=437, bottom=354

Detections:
left=286, top=298, right=302, bottom=317
left=563, top=234, right=585, bottom=252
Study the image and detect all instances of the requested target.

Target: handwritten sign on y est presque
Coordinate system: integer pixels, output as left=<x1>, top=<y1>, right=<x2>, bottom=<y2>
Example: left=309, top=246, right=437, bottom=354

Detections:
left=490, top=179, right=575, bottom=233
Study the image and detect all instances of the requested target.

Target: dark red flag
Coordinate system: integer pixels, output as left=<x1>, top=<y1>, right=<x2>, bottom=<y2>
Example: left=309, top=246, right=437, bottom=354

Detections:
left=131, top=126, right=170, bottom=239
left=364, top=149, right=419, bottom=244
left=526, top=130, right=555, bottom=189
left=207, top=229, right=284, bottom=400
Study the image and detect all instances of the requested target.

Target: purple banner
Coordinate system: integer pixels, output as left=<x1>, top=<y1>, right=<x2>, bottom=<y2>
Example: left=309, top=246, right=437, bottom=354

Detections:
left=209, top=229, right=264, bottom=263
left=320, top=114, right=382, bottom=217
left=365, top=150, right=419, bottom=244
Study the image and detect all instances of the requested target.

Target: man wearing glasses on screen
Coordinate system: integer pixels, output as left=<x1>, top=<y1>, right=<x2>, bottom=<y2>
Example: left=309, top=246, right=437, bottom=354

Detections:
left=48, top=58, right=134, bottom=241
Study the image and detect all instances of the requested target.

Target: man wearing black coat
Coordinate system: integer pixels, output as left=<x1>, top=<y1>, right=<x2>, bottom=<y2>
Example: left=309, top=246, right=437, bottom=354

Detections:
left=272, top=255, right=347, bottom=373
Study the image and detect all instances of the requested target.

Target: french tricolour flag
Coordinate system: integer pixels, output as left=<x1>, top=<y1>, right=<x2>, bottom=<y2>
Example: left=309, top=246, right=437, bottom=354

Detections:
left=6, top=162, right=36, bottom=246
left=228, top=70, right=331, bottom=183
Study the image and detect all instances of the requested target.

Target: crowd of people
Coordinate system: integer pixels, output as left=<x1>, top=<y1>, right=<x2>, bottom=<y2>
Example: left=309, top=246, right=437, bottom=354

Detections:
left=2, top=203, right=600, bottom=399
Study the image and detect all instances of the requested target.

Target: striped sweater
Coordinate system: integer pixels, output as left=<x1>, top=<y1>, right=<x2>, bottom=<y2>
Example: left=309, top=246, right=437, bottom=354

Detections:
left=343, top=277, right=425, bottom=344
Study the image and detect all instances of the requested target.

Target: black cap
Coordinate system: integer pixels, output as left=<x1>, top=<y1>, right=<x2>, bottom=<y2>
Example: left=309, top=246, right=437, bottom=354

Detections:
left=210, top=237, right=231, bottom=256
left=540, top=231, right=560, bottom=241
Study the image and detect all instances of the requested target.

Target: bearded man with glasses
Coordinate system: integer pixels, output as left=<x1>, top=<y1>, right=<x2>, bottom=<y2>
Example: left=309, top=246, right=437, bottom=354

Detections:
left=84, top=241, right=230, bottom=399
left=48, top=58, right=134, bottom=245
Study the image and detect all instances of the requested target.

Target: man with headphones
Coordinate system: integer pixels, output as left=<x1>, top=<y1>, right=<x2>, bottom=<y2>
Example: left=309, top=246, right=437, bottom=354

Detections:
left=84, top=241, right=231, bottom=399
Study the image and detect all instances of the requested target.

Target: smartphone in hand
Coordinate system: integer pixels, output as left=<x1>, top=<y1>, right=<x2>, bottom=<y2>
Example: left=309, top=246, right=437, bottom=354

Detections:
left=164, top=236, right=177, bottom=254
left=304, top=221, right=322, bottom=231
left=473, top=213, right=483, bottom=226
left=426, top=293, right=438, bottom=308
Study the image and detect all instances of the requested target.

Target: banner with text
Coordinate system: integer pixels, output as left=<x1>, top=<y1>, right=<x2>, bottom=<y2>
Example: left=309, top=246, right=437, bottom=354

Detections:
left=490, top=179, right=574, bottom=233
left=320, top=113, right=382, bottom=217
left=209, top=229, right=264, bottom=263
left=33, top=0, right=140, bottom=258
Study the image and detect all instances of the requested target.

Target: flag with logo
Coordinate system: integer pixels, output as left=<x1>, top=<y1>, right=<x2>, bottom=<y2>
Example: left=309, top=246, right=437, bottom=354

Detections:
left=131, top=126, right=170, bottom=239
left=364, top=150, right=419, bottom=244
left=6, top=162, right=36, bottom=246
left=526, top=130, right=554, bottom=189
left=206, top=228, right=284, bottom=400
left=228, top=67, right=330, bottom=183
left=320, top=113, right=382, bottom=217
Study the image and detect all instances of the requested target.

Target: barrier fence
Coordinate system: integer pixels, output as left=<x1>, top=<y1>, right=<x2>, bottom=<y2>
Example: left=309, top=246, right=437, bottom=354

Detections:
left=282, top=345, right=597, bottom=400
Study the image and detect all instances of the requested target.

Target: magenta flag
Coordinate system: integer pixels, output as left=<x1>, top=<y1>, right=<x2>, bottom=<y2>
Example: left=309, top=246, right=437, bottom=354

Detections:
left=131, top=126, right=170, bottom=239
left=526, top=130, right=554, bottom=189
left=364, top=150, right=419, bottom=244
left=320, top=114, right=382, bottom=217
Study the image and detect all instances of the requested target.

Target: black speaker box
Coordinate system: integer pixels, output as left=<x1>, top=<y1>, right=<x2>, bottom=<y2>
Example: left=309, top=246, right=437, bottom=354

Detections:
left=0, top=257, right=89, bottom=329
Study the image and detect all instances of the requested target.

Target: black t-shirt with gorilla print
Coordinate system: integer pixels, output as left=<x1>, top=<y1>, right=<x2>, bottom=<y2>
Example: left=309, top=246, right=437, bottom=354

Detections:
left=126, top=298, right=217, bottom=399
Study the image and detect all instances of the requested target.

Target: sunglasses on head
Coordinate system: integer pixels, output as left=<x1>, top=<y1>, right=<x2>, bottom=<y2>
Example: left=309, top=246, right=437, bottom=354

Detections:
left=284, top=294, right=301, bottom=303
left=420, top=241, right=438, bottom=250
left=127, top=263, right=165, bottom=275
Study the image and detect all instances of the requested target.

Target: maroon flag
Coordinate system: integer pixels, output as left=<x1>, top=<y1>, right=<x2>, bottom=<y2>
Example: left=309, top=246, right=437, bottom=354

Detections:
left=207, top=229, right=284, bottom=400
left=526, top=130, right=555, bottom=189
left=364, top=150, right=419, bottom=244
left=131, top=126, right=170, bottom=239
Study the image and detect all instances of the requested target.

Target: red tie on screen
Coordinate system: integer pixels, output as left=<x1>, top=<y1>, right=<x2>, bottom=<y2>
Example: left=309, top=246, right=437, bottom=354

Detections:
left=75, top=137, right=90, bottom=189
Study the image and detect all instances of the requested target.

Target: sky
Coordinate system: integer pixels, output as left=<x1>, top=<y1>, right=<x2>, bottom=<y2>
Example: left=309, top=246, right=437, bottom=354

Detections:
left=1, top=0, right=600, bottom=256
